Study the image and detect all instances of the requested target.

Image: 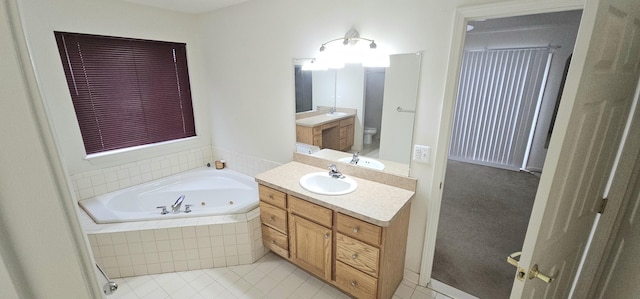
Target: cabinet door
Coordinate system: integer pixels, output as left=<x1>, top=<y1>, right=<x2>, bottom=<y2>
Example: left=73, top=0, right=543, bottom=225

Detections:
left=289, top=214, right=332, bottom=281
left=346, top=124, right=354, bottom=148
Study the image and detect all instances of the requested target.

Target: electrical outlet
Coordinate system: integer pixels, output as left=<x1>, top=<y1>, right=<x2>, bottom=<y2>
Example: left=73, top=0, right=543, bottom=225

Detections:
left=413, top=145, right=431, bottom=163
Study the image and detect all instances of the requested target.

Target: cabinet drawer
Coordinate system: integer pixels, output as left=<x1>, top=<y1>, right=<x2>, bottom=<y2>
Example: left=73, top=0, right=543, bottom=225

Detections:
left=312, top=126, right=322, bottom=135
left=336, top=233, right=380, bottom=277
left=258, top=185, right=286, bottom=209
left=337, top=213, right=382, bottom=246
left=262, top=224, right=288, bottom=258
left=336, top=261, right=377, bottom=299
left=340, top=117, right=354, bottom=127
left=322, top=121, right=339, bottom=130
left=259, top=201, right=287, bottom=233
left=289, top=196, right=332, bottom=227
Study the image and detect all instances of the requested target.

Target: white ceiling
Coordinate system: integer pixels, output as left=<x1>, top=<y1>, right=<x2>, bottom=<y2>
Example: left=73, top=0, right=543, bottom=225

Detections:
left=119, top=0, right=248, bottom=14
left=468, top=10, right=583, bottom=33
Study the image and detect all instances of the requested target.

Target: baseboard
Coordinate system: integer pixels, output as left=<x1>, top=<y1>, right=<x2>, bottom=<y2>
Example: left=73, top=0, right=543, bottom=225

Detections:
left=429, top=279, right=479, bottom=299
left=403, top=268, right=420, bottom=285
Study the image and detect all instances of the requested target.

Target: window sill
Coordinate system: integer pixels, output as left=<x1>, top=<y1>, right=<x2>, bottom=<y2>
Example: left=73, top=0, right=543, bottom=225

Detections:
left=85, top=136, right=200, bottom=161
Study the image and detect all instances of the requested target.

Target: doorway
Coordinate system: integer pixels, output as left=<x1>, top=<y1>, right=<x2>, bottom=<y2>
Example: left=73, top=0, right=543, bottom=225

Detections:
left=362, top=67, right=386, bottom=157
left=431, top=10, right=582, bottom=299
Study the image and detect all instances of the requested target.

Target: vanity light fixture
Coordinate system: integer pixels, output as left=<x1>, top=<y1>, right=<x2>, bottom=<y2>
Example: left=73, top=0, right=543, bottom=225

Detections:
left=302, top=29, right=390, bottom=70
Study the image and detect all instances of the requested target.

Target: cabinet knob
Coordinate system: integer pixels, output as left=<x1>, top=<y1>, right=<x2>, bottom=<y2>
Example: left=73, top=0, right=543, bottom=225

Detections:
left=269, top=215, right=275, bottom=222
left=324, top=233, right=330, bottom=239
left=353, top=227, right=360, bottom=233
left=268, top=195, right=273, bottom=199
left=271, top=240, right=276, bottom=244
left=351, top=253, right=358, bottom=259
left=351, top=281, right=358, bottom=287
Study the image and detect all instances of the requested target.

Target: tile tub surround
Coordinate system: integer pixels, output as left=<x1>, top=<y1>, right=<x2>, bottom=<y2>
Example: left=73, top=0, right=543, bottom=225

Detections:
left=84, top=208, right=267, bottom=279
left=70, top=146, right=214, bottom=202
left=70, top=145, right=282, bottom=203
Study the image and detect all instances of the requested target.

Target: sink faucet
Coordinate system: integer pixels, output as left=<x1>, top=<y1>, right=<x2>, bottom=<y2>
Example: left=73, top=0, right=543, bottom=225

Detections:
left=328, top=164, right=344, bottom=178
left=330, top=107, right=336, bottom=114
left=350, top=152, right=360, bottom=164
left=171, top=195, right=185, bottom=213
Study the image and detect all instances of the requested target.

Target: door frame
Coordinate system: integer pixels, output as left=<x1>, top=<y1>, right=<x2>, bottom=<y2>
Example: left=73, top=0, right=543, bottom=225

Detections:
left=419, top=0, right=585, bottom=287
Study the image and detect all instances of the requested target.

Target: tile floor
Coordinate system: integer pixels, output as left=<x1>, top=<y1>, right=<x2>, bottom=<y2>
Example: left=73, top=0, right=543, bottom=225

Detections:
left=109, top=252, right=451, bottom=299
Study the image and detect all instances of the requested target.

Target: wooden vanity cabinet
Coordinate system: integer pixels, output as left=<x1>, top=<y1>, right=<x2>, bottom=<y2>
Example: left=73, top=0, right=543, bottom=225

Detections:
left=339, top=117, right=355, bottom=151
left=258, top=184, right=410, bottom=299
left=258, top=185, right=289, bottom=258
left=296, top=116, right=355, bottom=151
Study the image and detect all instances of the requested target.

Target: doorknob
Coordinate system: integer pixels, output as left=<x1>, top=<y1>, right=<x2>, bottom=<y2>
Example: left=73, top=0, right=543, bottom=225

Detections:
left=506, top=251, right=527, bottom=281
left=506, top=251, right=558, bottom=283
left=507, top=251, right=521, bottom=267
left=529, top=264, right=558, bottom=284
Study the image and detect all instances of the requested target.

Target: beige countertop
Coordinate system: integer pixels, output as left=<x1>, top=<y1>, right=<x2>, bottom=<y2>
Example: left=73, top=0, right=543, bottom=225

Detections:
left=254, top=162, right=414, bottom=227
left=295, top=111, right=356, bottom=127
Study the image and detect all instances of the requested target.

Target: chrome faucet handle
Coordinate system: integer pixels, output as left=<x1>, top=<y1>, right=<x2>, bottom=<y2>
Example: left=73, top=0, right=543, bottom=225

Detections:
left=350, top=152, right=360, bottom=164
left=156, top=206, right=169, bottom=215
left=184, top=204, right=192, bottom=213
left=328, top=164, right=343, bottom=178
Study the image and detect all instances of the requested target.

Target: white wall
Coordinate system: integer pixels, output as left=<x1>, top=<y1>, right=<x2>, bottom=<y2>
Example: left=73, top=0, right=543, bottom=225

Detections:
left=336, top=64, right=365, bottom=151
left=311, top=64, right=366, bottom=151
left=18, top=0, right=211, bottom=175
left=11, top=0, right=580, bottom=282
left=464, top=17, right=581, bottom=171
left=1, top=1, right=98, bottom=296
left=198, top=0, right=518, bottom=274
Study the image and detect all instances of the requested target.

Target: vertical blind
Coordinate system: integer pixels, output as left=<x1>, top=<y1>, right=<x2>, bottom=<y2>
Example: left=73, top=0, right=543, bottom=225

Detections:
left=449, top=48, right=551, bottom=170
left=55, top=32, right=196, bottom=155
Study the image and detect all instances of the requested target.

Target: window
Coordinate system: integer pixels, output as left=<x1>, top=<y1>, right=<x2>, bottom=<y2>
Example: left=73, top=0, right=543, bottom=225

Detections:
left=54, top=32, right=196, bottom=155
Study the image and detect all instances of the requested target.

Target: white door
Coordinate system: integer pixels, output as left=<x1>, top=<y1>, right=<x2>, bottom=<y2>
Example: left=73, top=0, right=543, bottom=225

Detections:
left=379, top=53, right=421, bottom=164
left=591, top=123, right=640, bottom=297
left=511, top=0, right=640, bottom=297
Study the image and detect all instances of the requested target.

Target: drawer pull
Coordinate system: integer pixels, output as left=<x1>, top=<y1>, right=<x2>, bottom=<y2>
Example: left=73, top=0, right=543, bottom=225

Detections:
left=269, top=215, right=275, bottom=222
left=324, top=233, right=330, bottom=239
left=353, top=227, right=360, bottom=233
left=351, top=280, right=358, bottom=287
left=351, top=253, right=358, bottom=259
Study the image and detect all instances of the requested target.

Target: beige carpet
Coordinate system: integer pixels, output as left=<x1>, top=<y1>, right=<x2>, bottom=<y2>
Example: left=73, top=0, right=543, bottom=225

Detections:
left=432, top=160, right=539, bottom=299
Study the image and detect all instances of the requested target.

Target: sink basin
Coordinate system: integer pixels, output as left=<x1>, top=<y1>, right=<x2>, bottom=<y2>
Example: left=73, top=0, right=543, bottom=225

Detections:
left=338, top=157, right=385, bottom=171
left=299, top=172, right=357, bottom=195
left=326, top=112, right=347, bottom=117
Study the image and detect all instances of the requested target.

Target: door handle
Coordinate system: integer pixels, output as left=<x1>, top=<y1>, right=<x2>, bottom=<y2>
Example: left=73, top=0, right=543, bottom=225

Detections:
left=529, top=264, right=558, bottom=283
left=506, top=251, right=558, bottom=283
left=507, top=251, right=521, bottom=267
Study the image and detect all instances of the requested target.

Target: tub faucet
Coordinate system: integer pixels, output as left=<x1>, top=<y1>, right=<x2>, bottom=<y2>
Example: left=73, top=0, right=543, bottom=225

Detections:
left=350, top=152, right=360, bottom=164
left=328, top=164, right=344, bottom=179
left=171, top=195, right=185, bottom=213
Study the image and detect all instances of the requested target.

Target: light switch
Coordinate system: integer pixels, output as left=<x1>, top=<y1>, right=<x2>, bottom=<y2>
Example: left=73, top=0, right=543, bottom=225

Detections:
left=413, top=145, right=431, bottom=163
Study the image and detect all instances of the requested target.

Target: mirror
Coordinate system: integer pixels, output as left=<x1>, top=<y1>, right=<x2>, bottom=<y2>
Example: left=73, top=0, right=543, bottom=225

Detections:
left=294, top=53, right=421, bottom=176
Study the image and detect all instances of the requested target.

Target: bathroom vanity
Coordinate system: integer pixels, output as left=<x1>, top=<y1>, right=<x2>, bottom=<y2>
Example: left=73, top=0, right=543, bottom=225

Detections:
left=255, top=161, right=414, bottom=299
left=296, top=111, right=355, bottom=152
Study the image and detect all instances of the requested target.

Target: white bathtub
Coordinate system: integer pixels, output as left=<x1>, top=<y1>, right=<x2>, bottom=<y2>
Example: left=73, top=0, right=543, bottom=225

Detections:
left=79, top=167, right=258, bottom=224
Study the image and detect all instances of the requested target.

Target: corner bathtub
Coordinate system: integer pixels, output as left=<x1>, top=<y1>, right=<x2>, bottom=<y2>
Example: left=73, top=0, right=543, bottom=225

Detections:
left=79, top=167, right=258, bottom=224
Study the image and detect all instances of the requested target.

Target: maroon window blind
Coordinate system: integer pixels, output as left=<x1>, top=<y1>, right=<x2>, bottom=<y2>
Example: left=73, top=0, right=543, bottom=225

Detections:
left=54, top=32, right=196, bottom=155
